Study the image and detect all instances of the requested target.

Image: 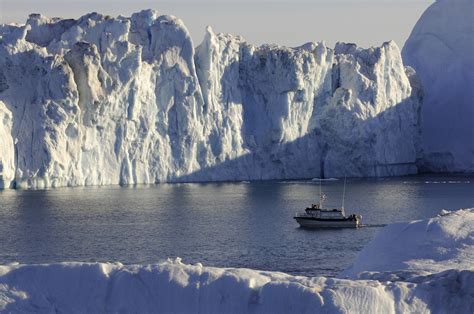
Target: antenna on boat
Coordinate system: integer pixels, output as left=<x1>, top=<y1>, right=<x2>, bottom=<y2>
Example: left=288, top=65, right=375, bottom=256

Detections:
left=341, top=176, right=347, bottom=215
left=319, top=177, right=322, bottom=202
left=319, top=177, right=325, bottom=208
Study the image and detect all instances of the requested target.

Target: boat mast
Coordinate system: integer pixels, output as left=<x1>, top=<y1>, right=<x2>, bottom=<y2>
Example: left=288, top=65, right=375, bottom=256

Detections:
left=341, top=176, right=347, bottom=215
left=319, top=178, right=322, bottom=207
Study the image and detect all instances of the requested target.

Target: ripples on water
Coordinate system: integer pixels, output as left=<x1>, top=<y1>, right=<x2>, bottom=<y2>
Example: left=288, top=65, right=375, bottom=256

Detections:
left=0, top=174, right=472, bottom=277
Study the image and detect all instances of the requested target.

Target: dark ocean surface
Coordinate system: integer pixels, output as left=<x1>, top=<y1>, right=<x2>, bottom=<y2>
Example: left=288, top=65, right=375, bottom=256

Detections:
left=0, top=174, right=472, bottom=277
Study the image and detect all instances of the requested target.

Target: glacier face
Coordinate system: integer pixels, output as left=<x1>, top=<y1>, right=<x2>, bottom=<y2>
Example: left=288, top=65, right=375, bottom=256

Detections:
left=0, top=101, right=14, bottom=188
left=0, top=10, right=421, bottom=189
left=402, top=0, right=474, bottom=173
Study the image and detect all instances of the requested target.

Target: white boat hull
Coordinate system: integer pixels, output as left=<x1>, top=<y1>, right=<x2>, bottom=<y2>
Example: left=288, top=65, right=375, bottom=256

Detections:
left=294, top=217, right=360, bottom=228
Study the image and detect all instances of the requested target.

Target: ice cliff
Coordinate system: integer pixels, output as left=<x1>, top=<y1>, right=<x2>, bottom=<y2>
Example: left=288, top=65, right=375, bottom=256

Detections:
left=403, top=0, right=474, bottom=173
left=0, top=10, right=422, bottom=188
left=1, top=209, right=472, bottom=313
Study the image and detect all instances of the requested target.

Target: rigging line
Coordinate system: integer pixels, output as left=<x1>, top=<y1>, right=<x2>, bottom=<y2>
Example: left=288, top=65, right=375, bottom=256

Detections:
left=342, top=176, right=347, bottom=210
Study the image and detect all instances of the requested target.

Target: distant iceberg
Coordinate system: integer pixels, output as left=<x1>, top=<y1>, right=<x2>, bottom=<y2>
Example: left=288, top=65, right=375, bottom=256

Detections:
left=0, top=10, right=421, bottom=189
left=1, top=209, right=472, bottom=312
left=0, top=0, right=473, bottom=190
left=311, top=177, right=339, bottom=181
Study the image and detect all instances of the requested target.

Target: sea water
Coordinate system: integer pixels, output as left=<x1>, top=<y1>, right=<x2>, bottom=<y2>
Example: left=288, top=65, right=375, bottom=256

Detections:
left=0, top=174, right=472, bottom=277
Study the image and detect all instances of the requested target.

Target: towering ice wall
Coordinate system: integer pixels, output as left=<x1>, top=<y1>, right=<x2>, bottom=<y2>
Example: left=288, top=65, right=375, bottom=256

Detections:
left=0, top=10, right=421, bottom=189
left=0, top=101, right=14, bottom=188
left=195, top=28, right=420, bottom=179
left=403, top=0, right=474, bottom=172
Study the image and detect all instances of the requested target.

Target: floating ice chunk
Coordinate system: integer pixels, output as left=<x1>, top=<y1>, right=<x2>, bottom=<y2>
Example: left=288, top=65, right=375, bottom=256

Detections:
left=341, top=208, right=474, bottom=278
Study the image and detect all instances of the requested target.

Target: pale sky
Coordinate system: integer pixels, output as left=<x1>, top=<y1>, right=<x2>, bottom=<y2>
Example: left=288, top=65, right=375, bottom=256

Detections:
left=0, top=0, right=433, bottom=48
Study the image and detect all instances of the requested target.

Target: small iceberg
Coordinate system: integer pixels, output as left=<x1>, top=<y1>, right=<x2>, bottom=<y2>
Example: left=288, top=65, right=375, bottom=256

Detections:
left=311, top=178, right=339, bottom=182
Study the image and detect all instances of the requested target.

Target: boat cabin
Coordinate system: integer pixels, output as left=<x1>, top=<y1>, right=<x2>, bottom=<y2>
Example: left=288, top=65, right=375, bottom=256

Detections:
left=305, top=205, right=345, bottom=219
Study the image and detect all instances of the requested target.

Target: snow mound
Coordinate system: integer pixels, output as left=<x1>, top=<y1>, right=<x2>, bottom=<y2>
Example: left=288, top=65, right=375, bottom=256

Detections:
left=0, top=209, right=473, bottom=313
left=0, top=261, right=472, bottom=313
left=0, top=11, right=421, bottom=189
left=341, top=208, right=474, bottom=278
left=402, top=0, right=474, bottom=172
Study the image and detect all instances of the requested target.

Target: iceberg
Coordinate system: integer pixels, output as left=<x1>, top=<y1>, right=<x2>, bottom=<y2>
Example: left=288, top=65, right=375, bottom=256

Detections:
left=0, top=209, right=472, bottom=313
left=341, top=208, right=474, bottom=277
left=0, top=101, right=14, bottom=188
left=0, top=10, right=421, bottom=189
left=402, top=0, right=474, bottom=172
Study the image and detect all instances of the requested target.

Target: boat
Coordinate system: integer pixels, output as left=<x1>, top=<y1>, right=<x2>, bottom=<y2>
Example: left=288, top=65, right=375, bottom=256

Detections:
left=294, top=205, right=361, bottom=228
left=293, top=178, right=362, bottom=228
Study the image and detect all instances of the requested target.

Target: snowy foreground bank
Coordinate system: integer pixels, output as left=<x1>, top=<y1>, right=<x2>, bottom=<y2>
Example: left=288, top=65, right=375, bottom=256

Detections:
left=1, top=209, right=472, bottom=313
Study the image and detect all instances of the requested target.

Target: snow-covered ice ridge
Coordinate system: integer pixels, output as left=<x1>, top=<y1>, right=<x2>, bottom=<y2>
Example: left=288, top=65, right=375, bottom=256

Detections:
left=0, top=10, right=422, bottom=189
left=1, top=209, right=472, bottom=313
